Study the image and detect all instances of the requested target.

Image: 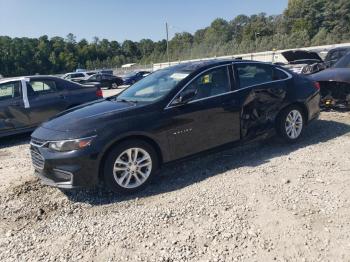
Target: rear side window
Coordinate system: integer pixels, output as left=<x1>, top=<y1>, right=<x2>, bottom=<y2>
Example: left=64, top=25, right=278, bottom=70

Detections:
left=102, top=75, right=111, bottom=80
left=0, top=81, right=21, bottom=100
left=236, top=63, right=274, bottom=89
left=273, top=68, right=289, bottom=80
left=28, top=80, right=57, bottom=96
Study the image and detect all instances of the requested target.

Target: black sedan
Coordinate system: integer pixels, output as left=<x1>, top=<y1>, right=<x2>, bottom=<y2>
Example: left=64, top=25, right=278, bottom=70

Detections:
left=30, top=60, right=320, bottom=194
left=80, top=73, right=124, bottom=89
left=122, top=71, right=151, bottom=85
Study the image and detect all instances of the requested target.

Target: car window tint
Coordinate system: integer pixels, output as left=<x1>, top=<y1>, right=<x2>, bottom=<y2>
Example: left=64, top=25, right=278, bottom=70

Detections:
left=102, top=75, right=110, bottom=80
left=338, top=50, right=348, bottom=58
left=180, top=66, right=230, bottom=101
left=330, top=51, right=339, bottom=61
left=236, top=64, right=273, bottom=88
left=0, top=81, right=20, bottom=100
left=273, top=68, right=289, bottom=80
left=29, top=80, right=57, bottom=95
left=71, top=73, right=84, bottom=78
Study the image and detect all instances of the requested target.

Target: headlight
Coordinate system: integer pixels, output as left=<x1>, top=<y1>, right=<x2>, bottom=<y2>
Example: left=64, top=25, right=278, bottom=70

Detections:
left=48, top=136, right=96, bottom=152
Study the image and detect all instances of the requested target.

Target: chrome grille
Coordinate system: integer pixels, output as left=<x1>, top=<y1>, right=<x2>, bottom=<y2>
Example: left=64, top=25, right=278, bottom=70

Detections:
left=30, top=138, right=47, bottom=147
left=30, top=149, right=45, bottom=170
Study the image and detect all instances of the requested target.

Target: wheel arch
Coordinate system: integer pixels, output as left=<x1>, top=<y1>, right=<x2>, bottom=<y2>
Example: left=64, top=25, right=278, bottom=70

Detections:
left=276, top=101, right=309, bottom=124
left=98, top=134, right=164, bottom=181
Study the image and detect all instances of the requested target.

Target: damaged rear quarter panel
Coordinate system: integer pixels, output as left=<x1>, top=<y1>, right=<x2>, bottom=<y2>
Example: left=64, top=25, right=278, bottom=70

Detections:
left=240, top=80, right=289, bottom=139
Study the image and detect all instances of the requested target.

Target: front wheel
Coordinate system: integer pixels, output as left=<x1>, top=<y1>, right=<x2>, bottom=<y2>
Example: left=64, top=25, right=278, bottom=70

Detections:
left=277, top=105, right=305, bottom=143
left=111, top=83, right=118, bottom=89
left=103, top=140, right=159, bottom=194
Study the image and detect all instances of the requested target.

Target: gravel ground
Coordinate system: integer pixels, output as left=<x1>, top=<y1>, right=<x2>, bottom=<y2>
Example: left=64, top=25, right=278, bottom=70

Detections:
left=0, top=111, right=349, bottom=262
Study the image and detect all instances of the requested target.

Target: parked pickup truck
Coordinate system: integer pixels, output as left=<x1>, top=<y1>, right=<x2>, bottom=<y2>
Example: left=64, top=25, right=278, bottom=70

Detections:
left=0, top=75, right=103, bottom=138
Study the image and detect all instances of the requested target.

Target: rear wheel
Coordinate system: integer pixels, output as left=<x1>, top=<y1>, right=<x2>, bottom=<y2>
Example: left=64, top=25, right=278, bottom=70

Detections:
left=111, top=83, right=118, bottom=89
left=103, top=140, right=159, bottom=194
left=277, top=105, right=305, bottom=142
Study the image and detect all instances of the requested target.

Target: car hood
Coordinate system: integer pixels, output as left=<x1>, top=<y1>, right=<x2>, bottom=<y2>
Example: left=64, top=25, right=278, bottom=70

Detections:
left=41, top=99, right=136, bottom=132
left=310, top=68, right=350, bottom=83
left=282, top=50, right=322, bottom=63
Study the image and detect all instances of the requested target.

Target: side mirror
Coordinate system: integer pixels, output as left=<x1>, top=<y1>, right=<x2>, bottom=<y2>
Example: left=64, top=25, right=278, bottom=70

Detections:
left=172, top=90, right=196, bottom=106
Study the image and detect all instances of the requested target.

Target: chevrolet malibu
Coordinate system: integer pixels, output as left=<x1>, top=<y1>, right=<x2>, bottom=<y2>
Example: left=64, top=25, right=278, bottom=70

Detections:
left=30, top=60, right=320, bottom=194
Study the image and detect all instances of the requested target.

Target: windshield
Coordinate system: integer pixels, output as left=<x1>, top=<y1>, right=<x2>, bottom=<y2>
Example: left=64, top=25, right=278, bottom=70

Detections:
left=117, top=67, right=190, bottom=102
left=334, top=53, right=350, bottom=68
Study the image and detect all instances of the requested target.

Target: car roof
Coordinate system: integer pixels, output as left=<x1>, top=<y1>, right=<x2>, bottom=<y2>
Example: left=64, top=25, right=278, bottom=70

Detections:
left=169, top=59, right=263, bottom=72
left=0, top=75, right=63, bottom=83
left=329, top=47, right=350, bottom=52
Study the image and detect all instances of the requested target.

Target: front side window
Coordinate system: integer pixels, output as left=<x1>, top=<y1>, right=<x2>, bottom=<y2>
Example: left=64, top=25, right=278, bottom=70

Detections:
left=176, top=66, right=231, bottom=101
left=117, top=67, right=190, bottom=103
left=236, top=63, right=274, bottom=89
left=0, top=81, right=20, bottom=101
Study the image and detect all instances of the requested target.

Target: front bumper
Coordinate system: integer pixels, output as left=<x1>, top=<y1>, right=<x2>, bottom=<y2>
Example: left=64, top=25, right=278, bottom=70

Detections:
left=30, top=142, right=100, bottom=189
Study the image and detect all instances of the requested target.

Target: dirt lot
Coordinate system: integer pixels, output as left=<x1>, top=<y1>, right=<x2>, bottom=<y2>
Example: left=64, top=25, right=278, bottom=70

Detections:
left=0, top=111, right=349, bottom=262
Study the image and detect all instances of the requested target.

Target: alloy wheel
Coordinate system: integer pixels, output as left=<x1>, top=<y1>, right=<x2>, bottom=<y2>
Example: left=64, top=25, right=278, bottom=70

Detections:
left=285, top=110, right=303, bottom=139
left=113, top=148, right=152, bottom=189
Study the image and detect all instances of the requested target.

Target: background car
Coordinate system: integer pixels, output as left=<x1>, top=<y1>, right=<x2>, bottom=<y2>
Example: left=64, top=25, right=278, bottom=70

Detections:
left=62, top=72, right=94, bottom=83
left=279, top=50, right=323, bottom=74
left=0, top=75, right=103, bottom=137
left=324, top=47, right=350, bottom=68
left=122, top=71, right=151, bottom=85
left=80, top=73, right=124, bottom=89
left=30, top=60, right=320, bottom=194
left=301, top=47, right=350, bottom=75
left=310, top=52, right=350, bottom=109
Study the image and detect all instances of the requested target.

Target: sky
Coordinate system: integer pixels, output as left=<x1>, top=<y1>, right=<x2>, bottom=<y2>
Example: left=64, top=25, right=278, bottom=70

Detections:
left=0, top=0, right=288, bottom=42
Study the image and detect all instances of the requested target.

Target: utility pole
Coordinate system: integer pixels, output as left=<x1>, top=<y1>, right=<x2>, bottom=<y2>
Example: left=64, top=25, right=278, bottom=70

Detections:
left=166, top=22, right=170, bottom=66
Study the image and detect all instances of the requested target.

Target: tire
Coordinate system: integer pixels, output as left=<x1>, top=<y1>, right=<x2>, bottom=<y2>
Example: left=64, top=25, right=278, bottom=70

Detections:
left=103, top=140, right=159, bottom=194
left=111, top=83, right=118, bottom=89
left=276, top=105, right=305, bottom=143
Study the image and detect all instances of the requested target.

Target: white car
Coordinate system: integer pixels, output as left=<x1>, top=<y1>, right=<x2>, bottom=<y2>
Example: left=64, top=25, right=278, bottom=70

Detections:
left=62, top=72, right=94, bottom=82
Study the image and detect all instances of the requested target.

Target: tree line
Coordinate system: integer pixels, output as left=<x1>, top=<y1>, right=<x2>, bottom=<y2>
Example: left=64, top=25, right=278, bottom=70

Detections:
left=0, top=0, right=349, bottom=77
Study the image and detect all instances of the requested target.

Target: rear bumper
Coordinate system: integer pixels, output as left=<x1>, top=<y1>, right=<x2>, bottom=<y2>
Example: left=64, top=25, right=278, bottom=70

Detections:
left=306, top=92, right=321, bottom=122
